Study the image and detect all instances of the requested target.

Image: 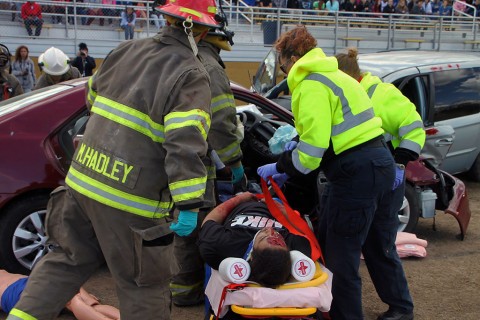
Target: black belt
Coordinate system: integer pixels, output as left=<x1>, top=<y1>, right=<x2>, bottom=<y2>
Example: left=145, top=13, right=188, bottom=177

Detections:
left=338, top=136, right=385, bottom=158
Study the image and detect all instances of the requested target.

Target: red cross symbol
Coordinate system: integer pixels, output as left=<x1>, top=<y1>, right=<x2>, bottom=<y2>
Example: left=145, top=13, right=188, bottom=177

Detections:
left=297, top=261, right=309, bottom=276
left=233, top=263, right=244, bottom=278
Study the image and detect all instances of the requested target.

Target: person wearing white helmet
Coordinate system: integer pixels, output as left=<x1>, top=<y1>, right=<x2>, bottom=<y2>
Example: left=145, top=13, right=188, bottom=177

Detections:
left=34, top=47, right=81, bottom=90
left=7, top=1, right=219, bottom=319
left=170, top=22, right=245, bottom=307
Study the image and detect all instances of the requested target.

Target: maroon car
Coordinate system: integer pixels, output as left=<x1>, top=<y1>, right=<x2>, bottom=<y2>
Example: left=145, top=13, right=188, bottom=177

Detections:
left=0, top=78, right=471, bottom=275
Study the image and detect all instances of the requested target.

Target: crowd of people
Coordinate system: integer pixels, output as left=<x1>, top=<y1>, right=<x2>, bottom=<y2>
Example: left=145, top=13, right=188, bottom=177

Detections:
left=0, top=42, right=95, bottom=100
left=1, top=1, right=426, bottom=320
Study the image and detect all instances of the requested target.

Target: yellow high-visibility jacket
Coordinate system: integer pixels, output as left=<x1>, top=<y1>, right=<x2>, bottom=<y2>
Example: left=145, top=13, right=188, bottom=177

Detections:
left=360, top=72, right=426, bottom=165
left=277, top=48, right=383, bottom=176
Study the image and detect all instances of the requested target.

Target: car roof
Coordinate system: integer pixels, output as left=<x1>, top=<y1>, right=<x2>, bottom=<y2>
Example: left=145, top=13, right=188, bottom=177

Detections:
left=358, top=51, right=480, bottom=78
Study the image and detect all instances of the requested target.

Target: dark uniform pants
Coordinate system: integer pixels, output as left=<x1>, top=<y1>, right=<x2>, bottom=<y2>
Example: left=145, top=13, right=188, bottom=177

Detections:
left=169, top=211, right=208, bottom=306
left=9, top=187, right=174, bottom=320
left=318, top=143, right=413, bottom=320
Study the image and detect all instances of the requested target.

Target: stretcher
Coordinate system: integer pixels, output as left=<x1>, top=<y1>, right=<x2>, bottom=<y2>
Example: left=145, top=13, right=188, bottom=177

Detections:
left=205, top=179, right=332, bottom=320
left=205, top=260, right=332, bottom=320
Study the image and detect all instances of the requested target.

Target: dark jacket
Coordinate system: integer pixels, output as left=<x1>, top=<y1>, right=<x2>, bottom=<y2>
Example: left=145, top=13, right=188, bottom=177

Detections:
left=71, top=55, right=96, bottom=77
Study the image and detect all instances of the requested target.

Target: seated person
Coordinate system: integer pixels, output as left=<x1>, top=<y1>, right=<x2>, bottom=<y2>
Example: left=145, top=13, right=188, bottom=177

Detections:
left=0, top=270, right=119, bottom=319
left=198, top=192, right=312, bottom=288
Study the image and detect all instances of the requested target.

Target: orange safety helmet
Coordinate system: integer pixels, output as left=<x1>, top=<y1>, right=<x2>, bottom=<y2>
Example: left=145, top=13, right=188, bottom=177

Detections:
left=157, top=0, right=219, bottom=28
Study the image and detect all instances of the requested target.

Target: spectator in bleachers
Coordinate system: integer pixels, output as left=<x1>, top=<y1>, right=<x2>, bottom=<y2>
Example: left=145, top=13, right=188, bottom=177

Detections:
left=51, top=0, right=74, bottom=24
left=396, top=0, right=410, bottom=15
left=356, top=0, right=374, bottom=14
left=325, top=0, right=340, bottom=14
left=135, top=1, right=147, bottom=28
left=75, top=0, right=89, bottom=25
left=71, top=42, right=96, bottom=77
left=423, top=0, right=433, bottom=14
left=85, top=0, right=104, bottom=26
left=383, top=0, right=397, bottom=12
left=120, top=6, right=136, bottom=40
left=343, top=0, right=357, bottom=14
left=12, top=45, right=36, bottom=93
left=101, top=0, right=117, bottom=26
left=21, top=1, right=43, bottom=37
left=432, top=0, right=441, bottom=13
left=149, top=5, right=165, bottom=30
left=411, top=0, right=426, bottom=16
left=439, top=0, right=453, bottom=15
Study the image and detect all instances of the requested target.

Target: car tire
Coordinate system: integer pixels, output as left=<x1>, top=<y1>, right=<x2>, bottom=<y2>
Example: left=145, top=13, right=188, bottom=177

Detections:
left=398, top=184, right=420, bottom=233
left=0, top=194, right=51, bottom=274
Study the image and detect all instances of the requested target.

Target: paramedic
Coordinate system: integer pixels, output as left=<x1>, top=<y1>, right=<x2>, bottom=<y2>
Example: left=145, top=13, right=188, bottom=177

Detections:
left=256, top=26, right=402, bottom=320
left=198, top=192, right=311, bottom=288
left=170, top=25, right=245, bottom=306
left=7, top=1, right=219, bottom=319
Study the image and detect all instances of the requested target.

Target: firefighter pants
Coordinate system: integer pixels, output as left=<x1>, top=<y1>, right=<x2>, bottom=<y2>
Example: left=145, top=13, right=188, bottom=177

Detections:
left=170, top=210, right=208, bottom=306
left=8, top=186, right=174, bottom=320
left=318, top=142, right=413, bottom=320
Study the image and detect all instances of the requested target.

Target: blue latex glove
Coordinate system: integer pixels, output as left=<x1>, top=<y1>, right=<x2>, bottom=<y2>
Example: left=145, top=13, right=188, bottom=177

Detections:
left=257, top=163, right=279, bottom=180
left=284, top=141, right=298, bottom=151
left=231, top=164, right=245, bottom=184
left=170, top=210, right=198, bottom=236
left=272, top=173, right=289, bottom=187
left=392, top=165, right=405, bottom=190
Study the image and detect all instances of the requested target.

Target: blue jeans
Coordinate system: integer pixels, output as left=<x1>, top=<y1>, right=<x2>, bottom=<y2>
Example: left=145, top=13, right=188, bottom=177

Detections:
left=122, top=24, right=134, bottom=40
left=318, top=141, right=413, bottom=320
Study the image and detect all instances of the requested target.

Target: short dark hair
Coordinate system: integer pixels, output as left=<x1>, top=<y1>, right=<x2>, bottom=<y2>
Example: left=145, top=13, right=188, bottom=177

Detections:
left=249, top=247, right=291, bottom=288
left=78, top=43, right=88, bottom=50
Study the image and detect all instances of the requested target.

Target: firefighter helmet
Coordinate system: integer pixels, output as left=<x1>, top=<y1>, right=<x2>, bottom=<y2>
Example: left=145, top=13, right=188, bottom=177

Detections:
left=38, top=47, right=70, bottom=76
left=0, top=44, right=11, bottom=70
left=157, top=0, right=219, bottom=28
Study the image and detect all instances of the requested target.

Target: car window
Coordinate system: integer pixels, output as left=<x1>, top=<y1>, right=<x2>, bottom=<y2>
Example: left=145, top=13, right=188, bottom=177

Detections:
left=432, top=67, right=480, bottom=122
left=253, top=49, right=278, bottom=95
left=394, top=75, right=429, bottom=124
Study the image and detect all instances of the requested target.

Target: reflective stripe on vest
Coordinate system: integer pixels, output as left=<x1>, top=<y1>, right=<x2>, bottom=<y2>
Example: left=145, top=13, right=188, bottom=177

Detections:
left=66, top=166, right=172, bottom=218
left=87, top=76, right=96, bottom=106
left=169, top=281, right=204, bottom=297
left=292, top=73, right=376, bottom=173
left=367, top=83, right=379, bottom=98
left=305, top=73, right=375, bottom=136
left=369, top=84, right=423, bottom=154
left=169, top=176, right=207, bottom=202
left=216, top=140, right=242, bottom=163
left=164, top=109, right=210, bottom=141
left=6, top=309, right=37, bottom=320
left=211, top=93, right=235, bottom=114
left=291, top=140, right=327, bottom=174
left=92, top=96, right=165, bottom=143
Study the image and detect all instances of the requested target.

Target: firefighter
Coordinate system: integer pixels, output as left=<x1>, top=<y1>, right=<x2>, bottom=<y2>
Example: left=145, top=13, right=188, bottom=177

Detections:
left=0, top=44, right=23, bottom=101
left=7, top=0, right=218, bottom=319
left=256, top=26, right=409, bottom=320
left=35, top=47, right=81, bottom=90
left=169, top=25, right=245, bottom=306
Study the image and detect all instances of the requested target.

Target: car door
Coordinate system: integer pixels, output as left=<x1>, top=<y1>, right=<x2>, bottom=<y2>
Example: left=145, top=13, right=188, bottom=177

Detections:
left=422, top=65, right=480, bottom=175
left=392, top=73, right=455, bottom=168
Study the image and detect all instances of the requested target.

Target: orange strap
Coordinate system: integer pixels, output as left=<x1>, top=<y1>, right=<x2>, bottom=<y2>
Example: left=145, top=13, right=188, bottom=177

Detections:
left=215, top=283, right=247, bottom=320
left=257, top=178, right=324, bottom=264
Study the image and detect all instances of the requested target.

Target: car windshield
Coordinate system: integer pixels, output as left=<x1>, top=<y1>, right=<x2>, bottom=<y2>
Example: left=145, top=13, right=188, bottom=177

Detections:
left=253, top=49, right=278, bottom=95
left=0, top=85, right=73, bottom=118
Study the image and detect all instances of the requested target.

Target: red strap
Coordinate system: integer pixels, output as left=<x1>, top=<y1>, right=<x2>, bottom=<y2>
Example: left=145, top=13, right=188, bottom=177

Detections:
left=216, top=283, right=247, bottom=320
left=259, top=178, right=324, bottom=264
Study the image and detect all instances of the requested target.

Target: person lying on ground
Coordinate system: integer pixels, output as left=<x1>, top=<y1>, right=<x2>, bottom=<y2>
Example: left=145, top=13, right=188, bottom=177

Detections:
left=198, top=192, right=312, bottom=288
left=0, top=269, right=120, bottom=319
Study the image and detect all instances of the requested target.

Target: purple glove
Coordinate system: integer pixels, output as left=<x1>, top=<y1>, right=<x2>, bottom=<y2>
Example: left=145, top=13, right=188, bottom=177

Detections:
left=392, top=165, right=405, bottom=190
left=257, top=163, right=279, bottom=180
left=272, top=173, right=289, bottom=187
left=284, top=141, right=298, bottom=151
